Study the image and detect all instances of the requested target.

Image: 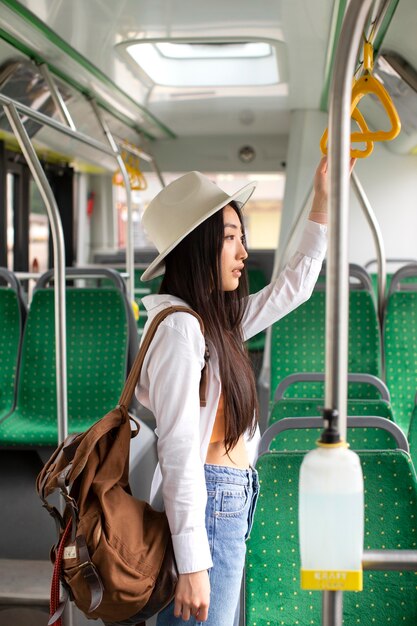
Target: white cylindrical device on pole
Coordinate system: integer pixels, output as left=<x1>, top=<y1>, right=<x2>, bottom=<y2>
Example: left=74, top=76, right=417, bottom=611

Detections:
left=299, top=409, right=364, bottom=591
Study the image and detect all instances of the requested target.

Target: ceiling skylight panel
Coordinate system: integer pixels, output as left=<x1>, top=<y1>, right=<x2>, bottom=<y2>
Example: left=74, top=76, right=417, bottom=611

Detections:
left=118, top=39, right=286, bottom=88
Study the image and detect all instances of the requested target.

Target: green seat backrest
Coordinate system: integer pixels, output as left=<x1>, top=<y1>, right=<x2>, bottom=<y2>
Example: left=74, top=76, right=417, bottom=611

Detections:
left=246, top=450, right=417, bottom=626
left=384, top=291, right=417, bottom=433
left=248, top=268, right=268, bottom=293
left=0, top=288, right=129, bottom=446
left=0, top=288, right=22, bottom=419
left=247, top=268, right=268, bottom=352
left=268, top=399, right=396, bottom=450
left=370, top=272, right=394, bottom=300
left=100, top=268, right=161, bottom=337
left=408, top=405, right=417, bottom=472
left=269, top=398, right=394, bottom=423
left=371, top=272, right=417, bottom=299
left=270, top=290, right=381, bottom=401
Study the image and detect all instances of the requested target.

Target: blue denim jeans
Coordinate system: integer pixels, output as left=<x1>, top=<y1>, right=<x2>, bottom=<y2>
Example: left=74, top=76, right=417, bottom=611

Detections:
left=104, top=464, right=259, bottom=626
left=156, top=464, right=259, bottom=626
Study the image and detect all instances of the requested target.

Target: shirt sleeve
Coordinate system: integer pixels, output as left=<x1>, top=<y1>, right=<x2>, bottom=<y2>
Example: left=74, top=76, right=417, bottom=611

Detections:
left=146, top=319, right=213, bottom=574
left=242, top=220, right=327, bottom=340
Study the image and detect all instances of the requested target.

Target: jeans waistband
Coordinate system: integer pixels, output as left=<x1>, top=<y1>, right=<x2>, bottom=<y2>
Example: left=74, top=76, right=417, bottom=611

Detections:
left=204, top=463, right=258, bottom=487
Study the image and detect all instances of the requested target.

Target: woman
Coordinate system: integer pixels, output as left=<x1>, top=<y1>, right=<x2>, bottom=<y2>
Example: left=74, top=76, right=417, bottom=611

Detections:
left=135, top=158, right=328, bottom=626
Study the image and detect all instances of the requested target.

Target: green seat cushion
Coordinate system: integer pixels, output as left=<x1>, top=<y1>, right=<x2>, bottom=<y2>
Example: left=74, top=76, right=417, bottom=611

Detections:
left=246, top=450, right=417, bottom=626
left=0, top=288, right=22, bottom=419
left=270, top=290, right=382, bottom=401
left=0, top=288, right=128, bottom=446
left=384, top=292, right=417, bottom=433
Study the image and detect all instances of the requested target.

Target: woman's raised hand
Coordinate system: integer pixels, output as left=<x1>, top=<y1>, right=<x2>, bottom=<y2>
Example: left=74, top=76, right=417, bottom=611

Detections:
left=309, top=156, right=356, bottom=224
left=309, top=156, right=328, bottom=224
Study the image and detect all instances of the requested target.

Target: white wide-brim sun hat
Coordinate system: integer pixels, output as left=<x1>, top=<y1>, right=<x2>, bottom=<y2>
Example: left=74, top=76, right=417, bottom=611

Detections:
left=141, top=171, right=256, bottom=281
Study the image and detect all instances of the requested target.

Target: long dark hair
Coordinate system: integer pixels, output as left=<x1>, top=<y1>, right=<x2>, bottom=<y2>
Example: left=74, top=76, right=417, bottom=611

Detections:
left=160, top=201, right=258, bottom=451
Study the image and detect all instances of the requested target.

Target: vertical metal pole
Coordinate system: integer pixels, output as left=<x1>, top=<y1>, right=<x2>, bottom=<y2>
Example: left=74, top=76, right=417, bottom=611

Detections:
left=0, top=140, right=8, bottom=267
left=323, top=590, right=343, bottom=626
left=325, top=0, right=373, bottom=624
left=326, top=0, right=373, bottom=437
left=351, top=172, right=386, bottom=321
left=90, top=99, right=134, bottom=304
left=4, top=102, right=68, bottom=444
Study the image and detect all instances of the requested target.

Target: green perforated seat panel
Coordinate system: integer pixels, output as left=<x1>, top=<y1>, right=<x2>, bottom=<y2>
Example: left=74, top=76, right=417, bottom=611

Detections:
left=384, top=292, right=417, bottom=433
left=0, top=288, right=129, bottom=446
left=408, top=405, right=417, bottom=472
left=103, top=268, right=162, bottom=337
left=246, top=450, right=417, bottom=626
left=247, top=269, right=268, bottom=352
left=0, top=288, right=21, bottom=419
left=270, top=290, right=382, bottom=401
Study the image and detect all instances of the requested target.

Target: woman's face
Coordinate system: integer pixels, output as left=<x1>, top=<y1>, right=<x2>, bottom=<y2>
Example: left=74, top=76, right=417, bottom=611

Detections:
left=221, top=205, right=248, bottom=291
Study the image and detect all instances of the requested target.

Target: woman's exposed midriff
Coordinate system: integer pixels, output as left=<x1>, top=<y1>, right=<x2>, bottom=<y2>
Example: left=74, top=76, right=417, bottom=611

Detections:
left=205, top=435, right=250, bottom=468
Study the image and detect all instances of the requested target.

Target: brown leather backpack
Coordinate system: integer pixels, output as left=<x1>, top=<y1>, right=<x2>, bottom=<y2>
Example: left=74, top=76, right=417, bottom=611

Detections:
left=36, top=306, right=207, bottom=625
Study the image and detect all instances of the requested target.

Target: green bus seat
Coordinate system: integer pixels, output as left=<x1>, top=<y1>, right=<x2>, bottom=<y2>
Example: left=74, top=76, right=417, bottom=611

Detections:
left=261, top=414, right=407, bottom=453
left=407, top=405, right=417, bottom=472
left=370, top=269, right=417, bottom=300
left=247, top=268, right=268, bottom=352
left=270, top=288, right=382, bottom=401
left=93, top=266, right=162, bottom=338
left=0, top=270, right=26, bottom=421
left=0, top=286, right=130, bottom=446
left=384, top=267, right=417, bottom=434
left=267, top=398, right=397, bottom=451
left=269, top=398, right=394, bottom=424
left=246, top=448, right=417, bottom=626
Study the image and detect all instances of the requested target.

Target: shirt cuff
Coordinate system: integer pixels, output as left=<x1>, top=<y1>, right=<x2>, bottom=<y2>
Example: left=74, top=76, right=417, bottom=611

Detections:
left=297, top=220, right=328, bottom=261
left=172, top=528, right=214, bottom=574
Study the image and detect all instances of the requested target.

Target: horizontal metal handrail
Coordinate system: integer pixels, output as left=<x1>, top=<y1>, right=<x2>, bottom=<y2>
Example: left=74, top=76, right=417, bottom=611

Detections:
left=273, top=372, right=390, bottom=402
left=363, top=549, right=417, bottom=571
left=0, top=92, right=115, bottom=157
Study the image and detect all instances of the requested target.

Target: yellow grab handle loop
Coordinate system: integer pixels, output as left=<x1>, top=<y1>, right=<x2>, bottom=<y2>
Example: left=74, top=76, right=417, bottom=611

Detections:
left=349, top=74, right=401, bottom=142
left=320, top=106, right=374, bottom=159
left=320, top=41, right=401, bottom=158
left=132, top=300, right=139, bottom=321
left=112, top=147, right=148, bottom=191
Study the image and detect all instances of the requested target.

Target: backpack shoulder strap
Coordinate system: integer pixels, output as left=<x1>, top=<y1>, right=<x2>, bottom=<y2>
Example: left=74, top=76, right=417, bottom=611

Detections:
left=118, top=306, right=208, bottom=408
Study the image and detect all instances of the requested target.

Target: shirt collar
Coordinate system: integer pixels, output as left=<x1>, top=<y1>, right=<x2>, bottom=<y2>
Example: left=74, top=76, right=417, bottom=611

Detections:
left=142, top=293, right=190, bottom=311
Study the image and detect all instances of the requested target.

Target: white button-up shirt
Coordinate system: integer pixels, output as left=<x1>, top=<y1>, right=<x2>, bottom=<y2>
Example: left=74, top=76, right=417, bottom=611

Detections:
left=136, top=220, right=327, bottom=574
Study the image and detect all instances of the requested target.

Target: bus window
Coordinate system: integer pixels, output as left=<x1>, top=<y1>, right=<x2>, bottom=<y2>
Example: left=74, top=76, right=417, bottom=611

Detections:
left=29, top=180, right=49, bottom=276
left=114, top=171, right=285, bottom=253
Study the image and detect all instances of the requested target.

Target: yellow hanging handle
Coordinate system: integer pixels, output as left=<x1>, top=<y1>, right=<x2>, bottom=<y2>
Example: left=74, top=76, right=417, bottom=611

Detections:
left=320, top=41, right=401, bottom=158
left=350, top=74, right=401, bottom=142
left=112, top=146, right=148, bottom=191
left=320, top=106, right=374, bottom=159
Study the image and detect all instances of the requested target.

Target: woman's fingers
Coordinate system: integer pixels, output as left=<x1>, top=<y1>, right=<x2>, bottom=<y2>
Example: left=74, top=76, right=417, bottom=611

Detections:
left=173, top=602, right=209, bottom=622
left=196, top=603, right=209, bottom=622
